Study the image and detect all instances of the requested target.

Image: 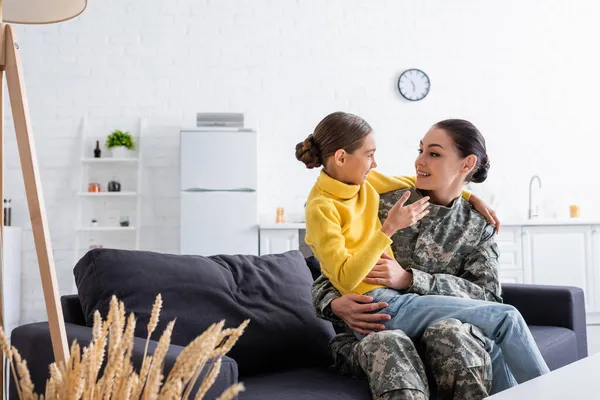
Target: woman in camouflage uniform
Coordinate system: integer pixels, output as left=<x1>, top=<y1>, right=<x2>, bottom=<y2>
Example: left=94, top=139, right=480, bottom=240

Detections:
left=313, top=119, right=549, bottom=398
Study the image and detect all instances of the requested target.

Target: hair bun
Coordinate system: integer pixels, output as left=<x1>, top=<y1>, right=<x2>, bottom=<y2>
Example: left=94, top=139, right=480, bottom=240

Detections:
left=295, top=134, right=322, bottom=169
left=471, top=156, right=490, bottom=183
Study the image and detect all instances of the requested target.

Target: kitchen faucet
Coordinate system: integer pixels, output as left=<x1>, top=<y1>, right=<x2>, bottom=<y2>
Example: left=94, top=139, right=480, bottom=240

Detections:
left=528, top=175, right=542, bottom=219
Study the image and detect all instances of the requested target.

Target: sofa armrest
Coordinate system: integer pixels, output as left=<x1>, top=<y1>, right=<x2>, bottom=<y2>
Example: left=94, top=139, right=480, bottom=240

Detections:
left=61, top=295, right=86, bottom=325
left=10, top=322, right=239, bottom=399
left=502, top=283, right=587, bottom=359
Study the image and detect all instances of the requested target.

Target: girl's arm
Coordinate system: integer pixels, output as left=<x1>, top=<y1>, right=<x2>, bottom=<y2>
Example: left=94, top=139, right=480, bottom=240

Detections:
left=367, top=169, right=471, bottom=200
left=469, top=194, right=500, bottom=232
left=367, top=170, right=418, bottom=194
left=305, top=199, right=392, bottom=294
left=368, top=170, right=499, bottom=229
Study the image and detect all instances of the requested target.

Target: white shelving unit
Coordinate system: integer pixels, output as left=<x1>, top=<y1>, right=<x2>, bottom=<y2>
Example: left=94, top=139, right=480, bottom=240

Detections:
left=77, top=192, right=138, bottom=197
left=73, top=116, right=145, bottom=283
left=81, top=158, right=139, bottom=164
left=76, top=226, right=137, bottom=232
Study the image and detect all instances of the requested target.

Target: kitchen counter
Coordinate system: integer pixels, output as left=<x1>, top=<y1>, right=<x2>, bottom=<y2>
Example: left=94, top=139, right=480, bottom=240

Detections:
left=503, top=219, right=600, bottom=226
left=260, top=219, right=600, bottom=230
left=259, top=222, right=307, bottom=230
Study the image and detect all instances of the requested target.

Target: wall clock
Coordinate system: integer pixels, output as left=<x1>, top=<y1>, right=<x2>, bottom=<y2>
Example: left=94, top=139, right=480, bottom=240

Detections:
left=397, top=69, right=430, bottom=101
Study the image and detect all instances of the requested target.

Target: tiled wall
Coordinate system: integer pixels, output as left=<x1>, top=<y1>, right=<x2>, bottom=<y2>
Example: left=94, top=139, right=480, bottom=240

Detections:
left=4, top=0, right=600, bottom=322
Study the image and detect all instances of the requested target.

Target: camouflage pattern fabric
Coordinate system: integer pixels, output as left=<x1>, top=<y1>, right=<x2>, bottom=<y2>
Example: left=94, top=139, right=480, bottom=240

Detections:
left=422, top=319, right=492, bottom=400
left=318, top=316, right=493, bottom=400
left=311, top=187, right=502, bottom=399
left=376, top=390, right=428, bottom=400
left=379, top=188, right=502, bottom=303
left=313, top=274, right=344, bottom=324
left=313, top=277, right=494, bottom=398
left=330, top=331, right=429, bottom=399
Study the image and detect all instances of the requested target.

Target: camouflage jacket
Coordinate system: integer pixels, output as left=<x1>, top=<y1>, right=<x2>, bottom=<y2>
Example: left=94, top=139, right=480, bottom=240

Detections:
left=313, top=187, right=502, bottom=324
left=380, top=188, right=502, bottom=302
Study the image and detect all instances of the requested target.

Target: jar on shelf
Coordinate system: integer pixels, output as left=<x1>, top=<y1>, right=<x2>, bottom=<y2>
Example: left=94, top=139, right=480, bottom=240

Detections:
left=570, top=205, right=581, bottom=218
left=88, top=182, right=101, bottom=192
left=276, top=207, right=285, bottom=223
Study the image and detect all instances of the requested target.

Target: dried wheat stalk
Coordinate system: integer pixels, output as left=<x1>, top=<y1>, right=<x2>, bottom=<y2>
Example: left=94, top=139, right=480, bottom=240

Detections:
left=0, top=294, right=249, bottom=400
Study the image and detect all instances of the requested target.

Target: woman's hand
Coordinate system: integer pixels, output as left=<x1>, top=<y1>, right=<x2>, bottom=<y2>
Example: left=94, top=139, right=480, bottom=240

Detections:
left=381, top=192, right=430, bottom=236
left=330, top=293, right=391, bottom=335
left=363, top=253, right=413, bottom=290
left=469, top=194, right=500, bottom=233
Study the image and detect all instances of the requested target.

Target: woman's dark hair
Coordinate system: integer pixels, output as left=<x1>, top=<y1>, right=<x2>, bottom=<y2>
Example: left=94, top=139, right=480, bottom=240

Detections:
left=295, top=112, right=372, bottom=169
left=433, top=119, right=490, bottom=183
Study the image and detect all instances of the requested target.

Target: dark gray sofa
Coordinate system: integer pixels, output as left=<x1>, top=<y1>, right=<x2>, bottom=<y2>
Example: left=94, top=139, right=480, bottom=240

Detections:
left=10, top=249, right=588, bottom=399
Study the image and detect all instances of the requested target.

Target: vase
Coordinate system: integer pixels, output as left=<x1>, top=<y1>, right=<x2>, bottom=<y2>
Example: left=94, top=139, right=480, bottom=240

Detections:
left=111, top=146, right=131, bottom=159
left=107, top=180, right=121, bottom=192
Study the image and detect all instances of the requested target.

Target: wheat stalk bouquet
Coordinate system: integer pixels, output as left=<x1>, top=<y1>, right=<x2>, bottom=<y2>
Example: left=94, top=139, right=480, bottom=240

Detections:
left=0, top=294, right=249, bottom=400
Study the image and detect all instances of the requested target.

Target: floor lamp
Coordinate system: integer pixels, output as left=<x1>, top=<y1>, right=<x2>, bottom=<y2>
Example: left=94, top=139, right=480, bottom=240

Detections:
left=0, top=0, right=87, bottom=392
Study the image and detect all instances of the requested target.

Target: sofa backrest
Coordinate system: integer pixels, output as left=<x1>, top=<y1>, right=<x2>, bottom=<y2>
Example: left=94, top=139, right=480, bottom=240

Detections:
left=73, top=248, right=336, bottom=376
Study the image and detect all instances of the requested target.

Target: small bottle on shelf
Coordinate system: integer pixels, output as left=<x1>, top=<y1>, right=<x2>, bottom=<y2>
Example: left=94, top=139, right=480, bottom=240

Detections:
left=3, top=199, right=11, bottom=226
left=94, top=140, right=102, bottom=158
left=276, top=207, right=285, bottom=223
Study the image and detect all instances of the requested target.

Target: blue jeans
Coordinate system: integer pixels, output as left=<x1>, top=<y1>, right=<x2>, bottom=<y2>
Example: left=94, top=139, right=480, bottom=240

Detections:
left=361, top=288, right=549, bottom=386
left=486, top=338, right=518, bottom=394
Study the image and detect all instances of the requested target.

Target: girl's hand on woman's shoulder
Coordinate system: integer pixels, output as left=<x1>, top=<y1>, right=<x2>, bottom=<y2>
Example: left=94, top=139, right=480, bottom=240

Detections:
left=469, top=194, right=500, bottom=233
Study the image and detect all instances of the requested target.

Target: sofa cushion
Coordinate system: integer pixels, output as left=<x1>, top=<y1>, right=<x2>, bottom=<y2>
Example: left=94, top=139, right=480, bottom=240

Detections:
left=74, top=248, right=336, bottom=376
left=239, top=367, right=371, bottom=400
left=61, top=295, right=86, bottom=325
left=529, top=325, right=579, bottom=371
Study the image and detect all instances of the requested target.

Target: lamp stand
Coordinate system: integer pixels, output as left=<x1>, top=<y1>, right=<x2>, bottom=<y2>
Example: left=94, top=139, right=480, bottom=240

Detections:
left=0, top=23, right=69, bottom=394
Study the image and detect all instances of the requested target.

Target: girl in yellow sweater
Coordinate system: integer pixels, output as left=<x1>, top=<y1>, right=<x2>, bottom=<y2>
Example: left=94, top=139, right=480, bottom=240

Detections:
left=296, top=111, right=492, bottom=295
left=296, top=111, right=549, bottom=386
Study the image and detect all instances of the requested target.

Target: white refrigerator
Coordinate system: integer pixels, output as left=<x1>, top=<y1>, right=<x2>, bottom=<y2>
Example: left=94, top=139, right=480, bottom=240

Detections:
left=179, top=128, right=258, bottom=256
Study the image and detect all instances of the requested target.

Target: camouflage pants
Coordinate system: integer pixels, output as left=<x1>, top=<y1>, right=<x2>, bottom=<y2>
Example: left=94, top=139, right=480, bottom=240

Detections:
left=329, top=319, right=492, bottom=400
left=422, top=318, right=492, bottom=400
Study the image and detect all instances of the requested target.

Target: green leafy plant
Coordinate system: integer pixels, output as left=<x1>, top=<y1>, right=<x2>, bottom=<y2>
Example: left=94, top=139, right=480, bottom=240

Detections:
left=106, top=129, right=136, bottom=150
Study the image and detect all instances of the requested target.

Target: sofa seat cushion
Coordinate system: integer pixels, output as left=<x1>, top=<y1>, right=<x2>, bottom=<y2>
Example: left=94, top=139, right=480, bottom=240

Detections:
left=74, top=248, right=335, bottom=376
left=529, top=325, right=578, bottom=370
left=239, top=367, right=371, bottom=400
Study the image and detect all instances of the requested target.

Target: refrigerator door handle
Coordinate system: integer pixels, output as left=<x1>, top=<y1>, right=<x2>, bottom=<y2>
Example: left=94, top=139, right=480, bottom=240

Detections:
left=182, top=188, right=256, bottom=193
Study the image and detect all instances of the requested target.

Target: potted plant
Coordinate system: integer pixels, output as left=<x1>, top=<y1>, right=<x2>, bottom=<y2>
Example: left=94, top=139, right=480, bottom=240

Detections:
left=106, top=129, right=136, bottom=158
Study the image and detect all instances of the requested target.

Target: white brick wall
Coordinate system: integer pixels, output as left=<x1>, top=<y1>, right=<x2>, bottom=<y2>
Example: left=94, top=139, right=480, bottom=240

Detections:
left=4, top=0, right=600, bottom=322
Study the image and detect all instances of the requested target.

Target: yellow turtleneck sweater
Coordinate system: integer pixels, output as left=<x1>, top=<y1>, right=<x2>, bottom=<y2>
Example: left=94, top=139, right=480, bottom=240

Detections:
left=304, top=169, right=470, bottom=295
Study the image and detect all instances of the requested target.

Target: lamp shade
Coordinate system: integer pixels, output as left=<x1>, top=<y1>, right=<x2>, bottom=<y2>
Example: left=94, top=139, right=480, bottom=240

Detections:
left=2, top=0, right=87, bottom=24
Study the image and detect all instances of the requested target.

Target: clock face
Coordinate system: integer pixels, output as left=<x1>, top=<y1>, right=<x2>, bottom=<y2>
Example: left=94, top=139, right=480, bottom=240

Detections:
left=397, top=69, right=430, bottom=101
